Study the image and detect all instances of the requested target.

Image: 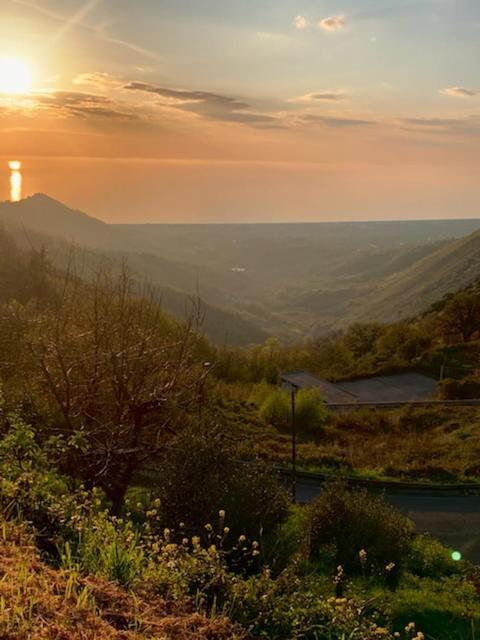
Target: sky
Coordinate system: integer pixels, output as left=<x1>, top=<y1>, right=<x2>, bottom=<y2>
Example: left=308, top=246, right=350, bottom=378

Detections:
left=0, top=0, right=479, bottom=222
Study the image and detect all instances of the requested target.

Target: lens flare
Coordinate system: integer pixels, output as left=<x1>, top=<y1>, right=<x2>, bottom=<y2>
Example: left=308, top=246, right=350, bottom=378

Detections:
left=8, top=160, right=22, bottom=202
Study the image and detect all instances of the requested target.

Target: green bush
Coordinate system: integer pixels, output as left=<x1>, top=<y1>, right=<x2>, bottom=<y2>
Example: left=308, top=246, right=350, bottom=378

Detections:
left=409, top=535, right=462, bottom=579
left=259, top=388, right=291, bottom=426
left=227, top=570, right=402, bottom=640
left=259, top=387, right=329, bottom=432
left=295, top=389, right=329, bottom=433
left=386, top=575, right=480, bottom=640
left=307, top=484, right=414, bottom=583
left=157, top=425, right=289, bottom=542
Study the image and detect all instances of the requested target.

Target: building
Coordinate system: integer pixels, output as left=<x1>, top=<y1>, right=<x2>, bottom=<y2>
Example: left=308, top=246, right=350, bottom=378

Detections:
left=281, top=371, right=438, bottom=407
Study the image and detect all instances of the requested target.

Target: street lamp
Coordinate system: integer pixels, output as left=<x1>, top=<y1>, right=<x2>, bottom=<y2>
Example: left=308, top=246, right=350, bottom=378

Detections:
left=198, top=361, right=213, bottom=420
left=290, top=386, right=297, bottom=503
left=280, top=377, right=299, bottom=503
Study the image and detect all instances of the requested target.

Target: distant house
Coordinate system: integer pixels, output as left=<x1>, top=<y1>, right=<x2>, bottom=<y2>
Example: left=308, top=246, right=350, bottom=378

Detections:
left=281, top=371, right=437, bottom=406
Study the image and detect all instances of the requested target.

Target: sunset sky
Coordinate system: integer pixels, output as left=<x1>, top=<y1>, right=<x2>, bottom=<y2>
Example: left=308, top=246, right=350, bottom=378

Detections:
left=0, top=0, right=479, bottom=222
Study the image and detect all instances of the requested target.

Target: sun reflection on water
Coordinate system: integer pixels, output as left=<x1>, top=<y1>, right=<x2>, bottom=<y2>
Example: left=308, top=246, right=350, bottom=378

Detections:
left=8, top=160, right=22, bottom=202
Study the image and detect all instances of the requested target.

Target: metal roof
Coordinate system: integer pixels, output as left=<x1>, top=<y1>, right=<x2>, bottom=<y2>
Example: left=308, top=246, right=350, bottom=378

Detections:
left=281, top=371, right=438, bottom=405
left=281, top=372, right=359, bottom=404
left=338, top=372, right=437, bottom=403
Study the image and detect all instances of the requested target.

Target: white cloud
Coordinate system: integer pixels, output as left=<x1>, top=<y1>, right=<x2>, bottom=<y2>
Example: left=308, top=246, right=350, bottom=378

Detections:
left=319, top=15, right=346, bottom=32
left=440, top=86, right=478, bottom=98
left=294, top=15, right=309, bottom=29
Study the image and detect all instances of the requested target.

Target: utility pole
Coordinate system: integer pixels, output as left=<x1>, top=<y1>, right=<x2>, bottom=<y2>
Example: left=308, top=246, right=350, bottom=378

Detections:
left=291, top=388, right=297, bottom=503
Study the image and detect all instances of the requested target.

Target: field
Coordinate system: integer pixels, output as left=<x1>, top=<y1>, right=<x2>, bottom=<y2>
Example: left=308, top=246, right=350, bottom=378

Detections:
left=220, top=390, right=480, bottom=483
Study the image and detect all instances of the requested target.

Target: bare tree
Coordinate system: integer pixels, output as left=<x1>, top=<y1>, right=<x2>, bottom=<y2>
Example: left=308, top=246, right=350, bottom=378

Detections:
left=24, top=262, right=208, bottom=512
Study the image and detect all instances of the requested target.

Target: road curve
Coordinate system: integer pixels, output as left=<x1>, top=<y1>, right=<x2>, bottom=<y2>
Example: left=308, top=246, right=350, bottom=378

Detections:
left=297, top=479, right=480, bottom=564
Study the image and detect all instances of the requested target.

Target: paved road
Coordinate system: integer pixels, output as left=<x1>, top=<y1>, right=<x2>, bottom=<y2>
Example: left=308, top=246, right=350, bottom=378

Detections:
left=297, top=480, right=480, bottom=563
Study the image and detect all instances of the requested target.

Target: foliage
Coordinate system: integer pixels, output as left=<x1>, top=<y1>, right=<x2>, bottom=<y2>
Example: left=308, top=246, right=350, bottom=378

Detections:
left=259, top=388, right=291, bottom=426
left=256, top=385, right=329, bottom=433
left=156, top=425, right=289, bottom=541
left=10, top=264, right=207, bottom=512
left=409, top=535, right=462, bottom=579
left=307, top=484, right=414, bottom=583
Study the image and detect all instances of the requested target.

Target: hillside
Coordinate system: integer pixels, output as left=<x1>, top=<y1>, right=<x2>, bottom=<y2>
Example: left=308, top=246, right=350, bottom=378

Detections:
left=355, top=230, right=480, bottom=325
left=0, top=520, right=237, bottom=640
left=4, top=194, right=480, bottom=342
left=0, top=196, right=268, bottom=346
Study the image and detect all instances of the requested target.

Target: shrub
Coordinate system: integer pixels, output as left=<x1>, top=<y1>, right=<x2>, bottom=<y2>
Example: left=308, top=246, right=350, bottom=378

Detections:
left=259, top=387, right=329, bottom=433
left=295, top=389, right=329, bottom=433
left=307, top=484, right=414, bottom=583
left=157, top=425, right=289, bottom=542
left=259, top=388, right=290, bottom=426
left=409, top=535, right=461, bottom=579
left=386, top=575, right=480, bottom=640
left=227, top=570, right=403, bottom=640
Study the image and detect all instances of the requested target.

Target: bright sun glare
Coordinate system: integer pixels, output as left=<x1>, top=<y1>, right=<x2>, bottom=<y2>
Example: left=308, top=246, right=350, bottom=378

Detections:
left=0, top=58, right=32, bottom=95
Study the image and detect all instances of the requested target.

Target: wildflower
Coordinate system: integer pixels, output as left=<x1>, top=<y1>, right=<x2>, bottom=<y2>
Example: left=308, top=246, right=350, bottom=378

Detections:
left=205, top=523, right=213, bottom=532
left=223, top=527, right=230, bottom=535
left=252, top=541, right=259, bottom=549
left=238, top=535, right=246, bottom=543
left=179, top=522, right=185, bottom=528
left=136, top=502, right=143, bottom=510
left=394, top=634, right=400, bottom=638
left=414, top=634, right=424, bottom=640
left=385, top=562, right=396, bottom=573
left=163, top=528, right=171, bottom=539
left=154, top=498, right=161, bottom=508
left=182, top=538, right=189, bottom=546
left=192, top=536, right=201, bottom=547
left=219, top=509, right=226, bottom=519
left=405, top=622, right=416, bottom=633
left=359, top=549, right=367, bottom=561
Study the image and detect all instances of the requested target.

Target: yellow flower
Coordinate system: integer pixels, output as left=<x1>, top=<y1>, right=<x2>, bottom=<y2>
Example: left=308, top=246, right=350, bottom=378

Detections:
left=205, top=523, right=213, bottom=532
left=219, top=510, right=226, bottom=519
left=405, top=622, right=416, bottom=633
left=223, top=527, right=230, bottom=535
left=238, top=535, right=246, bottom=543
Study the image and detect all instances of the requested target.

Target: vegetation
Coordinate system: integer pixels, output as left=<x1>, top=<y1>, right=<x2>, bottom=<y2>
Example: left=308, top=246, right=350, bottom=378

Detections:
left=0, top=227, right=480, bottom=637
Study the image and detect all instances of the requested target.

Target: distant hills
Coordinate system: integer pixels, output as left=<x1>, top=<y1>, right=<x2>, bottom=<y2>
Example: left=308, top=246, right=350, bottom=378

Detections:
left=2, top=193, right=480, bottom=344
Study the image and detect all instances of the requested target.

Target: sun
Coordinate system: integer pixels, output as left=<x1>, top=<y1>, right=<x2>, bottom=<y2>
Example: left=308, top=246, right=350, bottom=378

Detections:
left=0, top=58, right=32, bottom=95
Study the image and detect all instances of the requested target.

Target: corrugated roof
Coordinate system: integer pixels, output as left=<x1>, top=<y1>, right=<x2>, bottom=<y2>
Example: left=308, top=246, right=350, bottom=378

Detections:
left=281, top=371, right=438, bottom=405
left=281, top=372, right=359, bottom=404
left=338, top=372, right=437, bottom=403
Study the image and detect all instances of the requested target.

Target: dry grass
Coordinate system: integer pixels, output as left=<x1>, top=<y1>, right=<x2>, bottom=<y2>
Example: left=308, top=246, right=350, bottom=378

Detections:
left=231, top=400, right=480, bottom=482
left=0, top=520, right=240, bottom=640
